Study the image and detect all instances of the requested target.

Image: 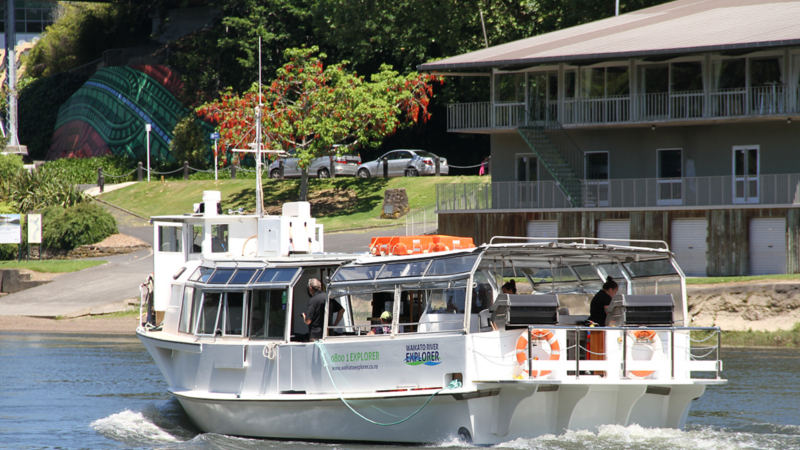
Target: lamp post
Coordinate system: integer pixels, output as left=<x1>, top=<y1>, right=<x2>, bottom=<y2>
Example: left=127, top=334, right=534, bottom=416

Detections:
left=145, top=123, right=152, bottom=182
left=210, top=131, right=220, bottom=181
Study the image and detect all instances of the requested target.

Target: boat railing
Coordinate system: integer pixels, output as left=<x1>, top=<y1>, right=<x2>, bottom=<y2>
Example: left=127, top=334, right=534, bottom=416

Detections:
left=509, top=324, right=722, bottom=381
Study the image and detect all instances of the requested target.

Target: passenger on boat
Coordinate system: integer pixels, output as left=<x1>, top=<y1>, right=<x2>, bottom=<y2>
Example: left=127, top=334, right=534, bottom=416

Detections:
left=367, top=311, right=392, bottom=335
left=502, top=279, right=517, bottom=294
left=302, top=278, right=342, bottom=341
left=587, top=276, right=619, bottom=326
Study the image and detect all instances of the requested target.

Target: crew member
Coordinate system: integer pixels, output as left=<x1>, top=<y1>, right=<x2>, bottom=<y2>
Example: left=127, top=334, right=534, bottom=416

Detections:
left=588, top=276, right=619, bottom=327
left=302, top=278, right=342, bottom=341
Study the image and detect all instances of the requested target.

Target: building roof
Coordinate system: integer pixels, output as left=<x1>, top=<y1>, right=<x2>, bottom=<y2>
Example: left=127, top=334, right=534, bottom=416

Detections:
left=419, top=0, right=800, bottom=72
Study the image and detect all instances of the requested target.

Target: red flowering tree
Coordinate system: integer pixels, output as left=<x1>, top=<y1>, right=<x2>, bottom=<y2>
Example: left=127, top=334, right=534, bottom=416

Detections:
left=196, top=46, right=440, bottom=201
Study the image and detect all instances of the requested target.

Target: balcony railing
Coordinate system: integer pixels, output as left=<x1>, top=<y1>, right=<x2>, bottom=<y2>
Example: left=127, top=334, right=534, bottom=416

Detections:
left=436, top=173, right=800, bottom=211
left=448, top=85, right=800, bottom=131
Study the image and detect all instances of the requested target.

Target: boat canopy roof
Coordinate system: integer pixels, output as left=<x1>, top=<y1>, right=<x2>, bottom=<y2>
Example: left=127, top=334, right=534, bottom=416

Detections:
left=330, top=238, right=679, bottom=289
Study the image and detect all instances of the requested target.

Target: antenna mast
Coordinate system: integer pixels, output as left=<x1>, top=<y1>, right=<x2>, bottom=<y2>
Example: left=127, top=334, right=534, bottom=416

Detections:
left=255, top=37, right=264, bottom=217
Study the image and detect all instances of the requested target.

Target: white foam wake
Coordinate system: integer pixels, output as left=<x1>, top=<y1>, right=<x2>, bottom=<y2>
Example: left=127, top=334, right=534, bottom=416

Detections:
left=493, top=424, right=775, bottom=450
left=91, top=409, right=181, bottom=444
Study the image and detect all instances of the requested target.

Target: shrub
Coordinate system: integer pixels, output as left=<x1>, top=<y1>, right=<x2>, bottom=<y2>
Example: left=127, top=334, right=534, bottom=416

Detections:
left=38, top=155, right=135, bottom=185
left=42, top=202, right=117, bottom=251
left=9, top=170, right=86, bottom=212
left=171, top=116, right=212, bottom=169
left=0, top=154, right=24, bottom=202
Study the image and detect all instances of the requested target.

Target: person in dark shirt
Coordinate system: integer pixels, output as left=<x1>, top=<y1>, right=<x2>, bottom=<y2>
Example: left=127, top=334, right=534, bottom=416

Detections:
left=302, top=278, right=342, bottom=341
left=588, top=276, right=619, bottom=326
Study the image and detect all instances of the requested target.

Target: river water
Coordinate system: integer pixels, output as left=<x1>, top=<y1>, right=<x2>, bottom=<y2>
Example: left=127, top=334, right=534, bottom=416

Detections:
left=1, top=332, right=798, bottom=449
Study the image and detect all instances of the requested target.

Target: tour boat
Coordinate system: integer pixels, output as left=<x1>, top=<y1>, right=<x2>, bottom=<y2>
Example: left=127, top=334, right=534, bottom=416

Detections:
left=137, top=191, right=725, bottom=445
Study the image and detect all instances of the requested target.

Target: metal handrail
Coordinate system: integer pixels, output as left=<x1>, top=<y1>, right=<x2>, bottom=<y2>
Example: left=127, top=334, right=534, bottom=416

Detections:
left=520, top=324, right=722, bottom=380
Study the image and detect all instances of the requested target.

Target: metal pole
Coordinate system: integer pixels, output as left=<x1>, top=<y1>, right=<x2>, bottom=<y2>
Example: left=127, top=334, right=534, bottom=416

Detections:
left=622, top=329, right=627, bottom=377
left=214, top=139, right=218, bottom=181
left=527, top=327, right=532, bottom=378
left=255, top=37, right=264, bottom=217
left=670, top=328, right=675, bottom=379
left=5, top=0, right=19, bottom=149
left=145, top=123, right=152, bottom=182
left=575, top=328, right=580, bottom=379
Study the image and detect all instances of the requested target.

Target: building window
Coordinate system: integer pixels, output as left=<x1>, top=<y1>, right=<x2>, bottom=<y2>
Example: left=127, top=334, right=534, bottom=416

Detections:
left=516, top=154, right=537, bottom=181
left=657, top=148, right=682, bottom=205
left=494, top=73, right=525, bottom=103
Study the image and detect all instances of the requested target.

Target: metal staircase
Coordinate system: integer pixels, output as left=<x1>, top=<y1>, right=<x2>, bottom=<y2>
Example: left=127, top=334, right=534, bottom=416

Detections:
left=517, top=126, right=583, bottom=207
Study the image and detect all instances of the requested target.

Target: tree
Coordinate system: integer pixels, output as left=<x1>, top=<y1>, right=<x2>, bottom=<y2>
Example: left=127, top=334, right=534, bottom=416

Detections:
left=197, top=46, right=440, bottom=203
left=171, top=116, right=212, bottom=169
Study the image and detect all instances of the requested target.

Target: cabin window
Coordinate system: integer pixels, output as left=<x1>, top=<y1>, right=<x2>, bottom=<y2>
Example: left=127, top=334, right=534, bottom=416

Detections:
left=208, top=268, right=234, bottom=284
left=427, top=255, right=478, bottom=276
left=196, top=292, right=222, bottom=335
left=223, top=292, right=245, bottom=336
left=230, top=268, right=257, bottom=285
left=211, top=224, right=228, bottom=253
left=400, top=281, right=469, bottom=334
left=158, top=226, right=182, bottom=252
left=249, top=289, right=287, bottom=339
left=190, top=225, right=203, bottom=253
left=178, top=286, right=195, bottom=333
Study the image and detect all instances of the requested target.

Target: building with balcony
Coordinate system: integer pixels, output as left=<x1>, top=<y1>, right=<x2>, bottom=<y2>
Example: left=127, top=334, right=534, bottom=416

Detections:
left=419, top=0, right=800, bottom=276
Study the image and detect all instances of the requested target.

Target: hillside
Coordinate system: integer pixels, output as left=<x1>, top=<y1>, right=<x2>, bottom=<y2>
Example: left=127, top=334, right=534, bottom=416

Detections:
left=98, top=175, right=488, bottom=232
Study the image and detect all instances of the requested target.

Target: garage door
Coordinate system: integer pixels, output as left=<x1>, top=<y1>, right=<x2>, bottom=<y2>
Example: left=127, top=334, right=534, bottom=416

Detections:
left=749, top=218, right=786, bottom=275
left=597, top=220, right=630, bottom=245
left=527, top=220, right=558, bottom=243
left=671, top=219, right=708, bottom=277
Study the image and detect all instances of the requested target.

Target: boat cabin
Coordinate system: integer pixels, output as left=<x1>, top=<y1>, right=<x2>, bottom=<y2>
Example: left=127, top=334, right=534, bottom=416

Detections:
left=326, top=238, right=686, bottom=339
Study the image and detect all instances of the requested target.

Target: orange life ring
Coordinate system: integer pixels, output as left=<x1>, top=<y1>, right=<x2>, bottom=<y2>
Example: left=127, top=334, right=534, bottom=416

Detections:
left=515, top=329, right=561, bottom=377
left=628, top=330, right=658, bottom=378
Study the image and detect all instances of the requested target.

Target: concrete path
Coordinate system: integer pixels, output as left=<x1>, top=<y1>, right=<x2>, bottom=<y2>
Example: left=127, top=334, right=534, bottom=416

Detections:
left=0, top=248, right=152, bottom=317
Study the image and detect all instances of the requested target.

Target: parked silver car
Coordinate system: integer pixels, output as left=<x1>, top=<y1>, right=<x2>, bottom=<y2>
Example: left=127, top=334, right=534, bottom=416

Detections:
left=268, top=154, right=362, bottom=178
left=356, top=149, right=449, bottom=178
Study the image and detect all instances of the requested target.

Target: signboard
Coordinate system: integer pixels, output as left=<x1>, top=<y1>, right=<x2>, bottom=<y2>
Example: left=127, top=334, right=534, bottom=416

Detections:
left=210, top=132, right=220, bottom=140
left=28, top=213, right=42, bottom=244
left=0, top=214, right=22, bottom=244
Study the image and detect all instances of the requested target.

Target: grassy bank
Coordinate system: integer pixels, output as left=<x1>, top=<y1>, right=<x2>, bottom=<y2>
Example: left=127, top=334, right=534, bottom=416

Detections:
left=720, top=324, right=800, bottom=347
left=687, top=273, right=800, bottom=284
left=99, top=175, right=486, bottom=232
left=0, top=260, right=106, bottom=272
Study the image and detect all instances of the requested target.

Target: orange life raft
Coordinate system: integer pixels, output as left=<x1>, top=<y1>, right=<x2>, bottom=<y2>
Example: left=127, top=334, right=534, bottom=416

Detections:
left=369, top=235, right=475, bottom=256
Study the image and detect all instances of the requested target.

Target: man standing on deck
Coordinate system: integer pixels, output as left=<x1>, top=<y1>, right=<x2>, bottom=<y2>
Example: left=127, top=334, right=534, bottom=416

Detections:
left=302, top=278, right=342, bottom=341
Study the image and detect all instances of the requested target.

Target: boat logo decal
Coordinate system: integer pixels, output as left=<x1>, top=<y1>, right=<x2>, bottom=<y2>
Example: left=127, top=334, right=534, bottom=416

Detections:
left=404, top=343, right=441, bottom=366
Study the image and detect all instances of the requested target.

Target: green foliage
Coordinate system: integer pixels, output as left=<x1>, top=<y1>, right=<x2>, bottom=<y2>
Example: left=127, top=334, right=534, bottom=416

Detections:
left=0, top=154, right=24, bottom=195
left=25, top=3, right=153, bottom=78
left=8, top=170, right=86, bottom=212
left=18, top=72, right=90, bottom=159
left=171, top=116, right=212, bottom=169
left=37, top=156, right=135, bottom=185
left=42, top=202, right=117, bottom=251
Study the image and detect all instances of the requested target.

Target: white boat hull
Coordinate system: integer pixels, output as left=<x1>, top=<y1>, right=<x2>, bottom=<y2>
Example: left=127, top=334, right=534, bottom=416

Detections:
left=172, top=382, right=707, bottom=445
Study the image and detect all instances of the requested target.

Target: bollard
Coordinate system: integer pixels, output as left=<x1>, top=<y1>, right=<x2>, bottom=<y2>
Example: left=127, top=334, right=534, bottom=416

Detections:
left=183, top=161, right=189, bottom=180
left=97, top=167, right=105, bottom=193
left=231, top=165, right=237, bottom=179
left=137, top=162, right=143, bottom=181
left=435, top=157, right=440, bottom=176
left=279, top=160, right=284, bottom=179
left=382, top=157, right=389, bottom=178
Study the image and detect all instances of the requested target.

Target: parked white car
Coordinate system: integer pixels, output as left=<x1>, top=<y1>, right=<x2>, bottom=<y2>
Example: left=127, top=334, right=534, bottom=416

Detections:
left=268, top=154, right=362, bottom=178
left=356, top=149, right=449, bottom=178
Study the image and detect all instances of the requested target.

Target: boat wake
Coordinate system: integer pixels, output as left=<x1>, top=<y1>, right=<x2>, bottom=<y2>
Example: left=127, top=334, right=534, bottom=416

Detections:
left=486, top=424, right=800, bottom=450
left=90, top=400, right=197, bottom=446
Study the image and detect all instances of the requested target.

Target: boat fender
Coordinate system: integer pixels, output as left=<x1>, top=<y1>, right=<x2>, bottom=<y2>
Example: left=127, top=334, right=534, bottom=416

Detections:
left=626, top=330, right=659, bottom=378
left=515, top=329, right=560, bottom=378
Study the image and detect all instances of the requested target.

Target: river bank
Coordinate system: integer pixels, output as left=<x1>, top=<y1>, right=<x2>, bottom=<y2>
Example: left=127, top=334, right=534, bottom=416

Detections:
left=1, top=281, right=798, bottom=342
